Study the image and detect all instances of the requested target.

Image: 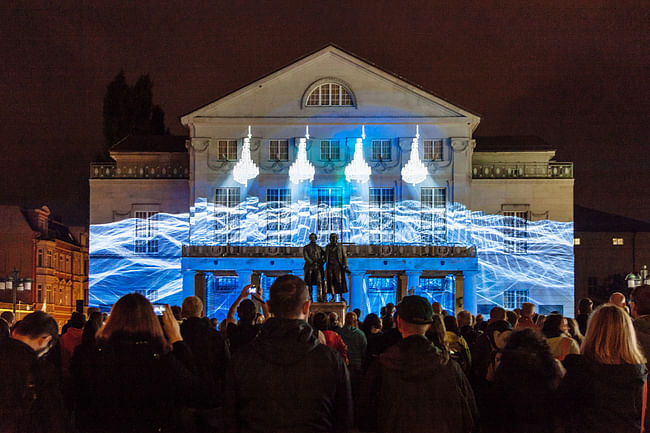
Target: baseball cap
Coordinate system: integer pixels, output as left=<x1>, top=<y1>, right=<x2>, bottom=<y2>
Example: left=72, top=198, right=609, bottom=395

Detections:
left=396, top=295, right=434, bottom=324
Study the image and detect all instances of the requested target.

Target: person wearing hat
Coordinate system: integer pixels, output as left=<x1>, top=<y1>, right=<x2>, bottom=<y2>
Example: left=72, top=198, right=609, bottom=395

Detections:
left=358, top=296, right=477, bottom=433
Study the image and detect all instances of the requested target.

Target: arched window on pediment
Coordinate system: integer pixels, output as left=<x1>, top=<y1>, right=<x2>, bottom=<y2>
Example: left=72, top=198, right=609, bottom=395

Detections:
left=303, top=79, right=356, bottom=107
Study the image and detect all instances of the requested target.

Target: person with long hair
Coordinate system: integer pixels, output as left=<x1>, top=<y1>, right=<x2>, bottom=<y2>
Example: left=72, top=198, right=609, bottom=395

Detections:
left=541, top=313, right=580, bottom=361
left=559, top=304, right=648, bottom=433
left=71, top=293, right=200, bottom=433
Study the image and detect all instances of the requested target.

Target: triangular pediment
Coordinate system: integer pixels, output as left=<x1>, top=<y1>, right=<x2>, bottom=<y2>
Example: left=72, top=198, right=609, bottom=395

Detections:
left=181, top=45, right=479, bottom=126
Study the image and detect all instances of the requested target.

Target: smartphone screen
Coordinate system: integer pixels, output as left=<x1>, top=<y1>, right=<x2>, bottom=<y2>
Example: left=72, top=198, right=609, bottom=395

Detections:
left=152, top=304, right=166, bottom=316
left=248, top=285, right=257, bottom=294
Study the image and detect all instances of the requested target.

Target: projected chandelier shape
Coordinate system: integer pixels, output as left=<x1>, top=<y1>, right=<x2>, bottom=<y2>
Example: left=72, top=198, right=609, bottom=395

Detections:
left=401, top=125, right=428, bottom=185
left=232, top=126, right=260, bottom=186
left=289, top=126, right=316, bottom=184
left=344, top=125, right=371, bottom=183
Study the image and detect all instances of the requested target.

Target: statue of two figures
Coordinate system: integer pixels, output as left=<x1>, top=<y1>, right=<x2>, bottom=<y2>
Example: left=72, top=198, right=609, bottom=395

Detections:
left=303, top=233, right=349, bottom=303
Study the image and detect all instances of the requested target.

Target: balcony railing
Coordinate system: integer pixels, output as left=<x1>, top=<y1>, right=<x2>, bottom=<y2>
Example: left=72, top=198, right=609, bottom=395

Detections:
left=472, top=162, right=573, bottom=179
left=90, top=163, right=189, bottom=179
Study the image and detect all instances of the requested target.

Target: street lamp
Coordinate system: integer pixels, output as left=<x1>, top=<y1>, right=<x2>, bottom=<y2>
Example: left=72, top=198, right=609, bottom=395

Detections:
left=626, top=265, right=649, bottom=289
left=11, top=268, right=19, bottom=316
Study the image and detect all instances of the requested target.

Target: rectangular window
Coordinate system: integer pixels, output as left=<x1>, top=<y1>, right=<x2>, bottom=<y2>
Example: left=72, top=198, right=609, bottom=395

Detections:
left=134, top=211, right=159, bottom=254
left=37, top=249, right=43, bottom=267
left=320, top=140, right=340, bottom=161
left=269, top=140, right=289, bottom=161
left=369, top=188, right=395, bottom=244
left=317, top=187, right=344, bottom=243
left=216, top=140, right=238, bottom=161
left=503, top=211, right=528, bottom=254
left=612, top=237, right=624, bottom=246
left=574, top=238, right=581, bottom=246
left=206, top=276, right=240, bottom=320
left=371, top=140, right=391, bottom=161
left=423, top=140, right=443, bottom=161
left=266, top=188, right=291, bottom=245
left=66, top=256, right=71, bottom=273
left=420, top=188, right=447, bottom=243
left=504, top=289, right=529, bottom=309
left=46, top=251, right=52, bottom=268
left=215, top=188, right=241, bottom=244
left=37, top=285, right=42, bottom=303
left=46, top=285, right=53, bottom=304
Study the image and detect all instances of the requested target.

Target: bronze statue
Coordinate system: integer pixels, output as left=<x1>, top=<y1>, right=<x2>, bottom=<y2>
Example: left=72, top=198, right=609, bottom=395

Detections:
left=303, top=233, right=326, bottom=302
left=324, top=233, right=349, bottom=300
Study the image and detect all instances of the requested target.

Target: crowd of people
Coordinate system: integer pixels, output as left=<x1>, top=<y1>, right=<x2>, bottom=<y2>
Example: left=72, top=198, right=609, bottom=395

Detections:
left=1, top=280, right=649, bottom=433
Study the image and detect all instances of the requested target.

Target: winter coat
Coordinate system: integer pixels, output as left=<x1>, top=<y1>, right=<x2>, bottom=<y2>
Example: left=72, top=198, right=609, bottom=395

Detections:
left=60, top=326, right=83, bottom=376
left=226, top=322, right=260, bottom=354
left=323, top=329, right=349, bottom=364
left=223, top=317, right=352, bottom=433
left=358, top=334, right=477, bottom=433
left=339, top=326, right=367, bottom=371
left=546, top=334, right=580, bottom=361
left=634, top=315, right=650, bottom=432
left=0, top=338, right=67, bottom=433
left=559, top=354, right=648, bottom=433
left=71, top=336, right=200, bottom=433
left=180, top=316, right=230, bottom=407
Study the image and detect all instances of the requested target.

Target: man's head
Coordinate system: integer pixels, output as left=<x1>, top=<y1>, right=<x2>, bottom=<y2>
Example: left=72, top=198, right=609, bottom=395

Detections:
left=395, top=295, right=434, bottom=337
left=609, top=292, right=626, bottom=309
left=489, top=306, right=506, bottom=323
left=329, top=233, right=338, bottom=244
left=431, top=302, right=442, bottom=315
left=630, top=285, right=650, bottom=318
left=268, top=275, right=310, bottom=319
left=309, top=233, right=317, bottom=243
left=353, top=308, right=361, bottom=319
left=69, top=311, right=85, bottom=329
left=578, top=298, right=593, bottom=315
left=181, top=296, right=204, bottom=319
left=13, top=311, right=59, bottom=357
left=237, top=300, right=257, bottom=324
left=521, top=302, right=535, bottom=317
left=457, top=310, right=472, bottom=328
left=386, top=303, right=395, bottom=316
left=1, top=311, right=16, bottom=327
left=345, top=312, right=358, bottom=328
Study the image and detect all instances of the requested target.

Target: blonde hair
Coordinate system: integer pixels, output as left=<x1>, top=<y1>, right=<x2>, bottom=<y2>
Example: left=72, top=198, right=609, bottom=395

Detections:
left=181, top=296, right=203, bottom=318
left=582, top=304, right=646, bottom=365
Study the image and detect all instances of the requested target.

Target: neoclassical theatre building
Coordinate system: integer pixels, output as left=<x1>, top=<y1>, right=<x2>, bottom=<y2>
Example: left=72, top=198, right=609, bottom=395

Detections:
left=89, top=45, right=574, bottom=318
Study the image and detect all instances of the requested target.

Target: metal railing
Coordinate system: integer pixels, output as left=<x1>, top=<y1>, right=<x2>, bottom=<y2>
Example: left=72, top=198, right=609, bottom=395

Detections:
left=472, top=162, right=573, bottom=179
left=90, top=163, right=189, bottom=179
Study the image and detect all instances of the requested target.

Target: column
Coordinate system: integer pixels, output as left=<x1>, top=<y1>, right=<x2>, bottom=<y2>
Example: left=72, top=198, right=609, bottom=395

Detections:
left=350, top=271, right=365, bottom=317
left=182, top=271, right=195, bottom=301
left=194, top=272, right=206, bottom=315
left=455, top=274, right=465, bottom=315
left=405, top=270, right=422, bottom=295
left=463, top=271, right=477, bottom=315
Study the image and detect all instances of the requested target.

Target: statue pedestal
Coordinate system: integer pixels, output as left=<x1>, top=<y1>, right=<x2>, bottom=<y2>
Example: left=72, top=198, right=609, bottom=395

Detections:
left=310, top=301, right=348, bottom=325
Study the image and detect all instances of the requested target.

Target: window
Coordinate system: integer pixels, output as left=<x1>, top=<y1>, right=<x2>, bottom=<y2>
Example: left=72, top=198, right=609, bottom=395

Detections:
left=206, top=276, right=240, bottom=320
left=216, top=140, right=238, bottom=161
left=612, top=237, right=624, bottom=246
left=504, top=289, right=529, bottom=309
left=420, top=188, right=447, bottom=243
left=423, top=140, right=443, bottom=161
left=37, top=249, right=43, bottom=267
left=135, top=288, right=156, bottom=299
left=320, top=140, right=340, bottom=161
left=317, top=187, right=344, bottom=242
left=269, top=140, right=289, bottom=161
left=46, top=251, right=52, bottom=268
left=134, top=211, right=159, bottom=254
left=37, top=285, right=42, bottom=303
left=371, top=140, right=391, bottom=161
left=503, top=211, right=528, bottom=254
left=419, top=276, right=455, bottom=313
left=46, top=285, right=53, bottom=304
left=66, top=256, right=71, bottom=273
left=306, top=83, right=353, bottom=106
left=215, top=188, right=241, bottom=244
left=267, top=189, right=291, bottom=245
left=367, top=277, right=397, bottom=315
left=369, top=188, right=395, bottom=244
left=574, top=238, right=581, bottom=246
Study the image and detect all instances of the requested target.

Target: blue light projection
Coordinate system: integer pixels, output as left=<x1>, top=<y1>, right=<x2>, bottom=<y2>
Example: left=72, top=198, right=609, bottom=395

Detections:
left=89, top=199, right=574, bottom=317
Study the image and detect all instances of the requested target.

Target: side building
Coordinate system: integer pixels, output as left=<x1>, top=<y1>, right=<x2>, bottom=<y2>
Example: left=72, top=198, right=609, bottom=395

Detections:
left=88, top=45, right=574, bottom=317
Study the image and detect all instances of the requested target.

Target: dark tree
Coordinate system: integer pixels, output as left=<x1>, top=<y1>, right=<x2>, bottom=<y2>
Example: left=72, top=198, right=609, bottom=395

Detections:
left=102, top=71, right=168, bottom=149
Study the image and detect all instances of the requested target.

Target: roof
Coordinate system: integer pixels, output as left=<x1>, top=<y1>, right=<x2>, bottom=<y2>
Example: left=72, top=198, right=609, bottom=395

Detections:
left=21, top=208, right=79, bottom=245
left=474, top=136, right=556, bottom=152
left=574, top=205, right=650, bottom=232
left=181, top=43, right=481, bottom=124
left=110, top=135, right=188, bottom=153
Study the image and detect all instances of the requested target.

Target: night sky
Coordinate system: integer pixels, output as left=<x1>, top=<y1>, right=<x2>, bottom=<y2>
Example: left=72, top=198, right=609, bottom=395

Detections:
left=1, top=1, right=647, bottom=226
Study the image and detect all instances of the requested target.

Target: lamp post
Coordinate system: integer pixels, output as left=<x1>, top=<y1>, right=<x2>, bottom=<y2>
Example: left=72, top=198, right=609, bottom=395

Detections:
left=626, top=265, right=649, bottom=289
left=11, top=267, right=19, bottom=315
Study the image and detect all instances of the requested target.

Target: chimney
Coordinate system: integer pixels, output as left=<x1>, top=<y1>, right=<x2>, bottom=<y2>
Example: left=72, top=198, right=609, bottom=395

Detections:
left=34, top=206, right=51, bottom=238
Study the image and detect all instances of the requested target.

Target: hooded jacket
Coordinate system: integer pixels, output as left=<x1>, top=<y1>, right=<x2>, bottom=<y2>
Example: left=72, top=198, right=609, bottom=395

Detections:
left=358, top=334, right=477, bottom=433
left=223, top=317, right=352, bottom=433
left=559, top=354, right=648, bottom=433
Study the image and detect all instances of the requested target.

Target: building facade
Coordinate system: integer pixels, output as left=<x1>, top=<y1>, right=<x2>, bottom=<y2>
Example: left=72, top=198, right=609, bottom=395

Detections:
left=89, top=46, right=574, bottom=318
left=0, top=205, right=88, bottom=325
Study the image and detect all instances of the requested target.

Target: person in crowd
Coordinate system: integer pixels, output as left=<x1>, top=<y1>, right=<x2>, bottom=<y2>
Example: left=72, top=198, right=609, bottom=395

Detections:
left=431, top=301, right=443, bottom=315
left=541, top=313, right=580, bottom=361
left=609, top=291, right=627, bottom=309
left=385, top=302, right=395, bottom=317
left=339, top=312, right=367, bottom=372
left=560, top=304, right=648, bottom=433
left=60, top=311, right=85, bottom=377
left=381, top=311, right=394, bottom=332
left=0, top=311, right=66, bottom=433
left=535, top=314, right=547, bottom=328
left=474, top=313, right=486, bottom=332
left=0, top=317, right=10, bottom=345
left=71, top=312, right=103, bottom=361
left=630, top=284, right=650, bottom=432
left=171, top=305, right=183, bottom=323
left=226, top=285, right=261, bottom=353
left=224, top=275, right=352, bottom=433
left=362, top=313, right=384, bottom=370
left=444, top=315, right=472, bottom=372
left=209, top=317, right=219, bottom=330
left=470, top=320, right=512, bottom=408
left=180, top=295, right=230, bottom=431
left=1, top=310, right=16, bottom=328
left=488, top=306, right=506, bottom=324
left=353, top=308, right=362, bottom=321
left=505, top=310, right=519, bottom=328
left=71, top=293, right=200, bottom=433
left=516, top=302, right=538, bottom=329
left=426, top=314, right=449, bottom=357
left=329, top=311, right=343, bottom=334
left=312, top=311, right=348, bottom=363
left=457, top=310, right=480, bottom=349
left=576, top=297, right=593, bottom=335
left=359, top=296, right=477, bottom=433
left=482, top=328, right=565, bottom=433
left=566, top=317, right=584, bottom=346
